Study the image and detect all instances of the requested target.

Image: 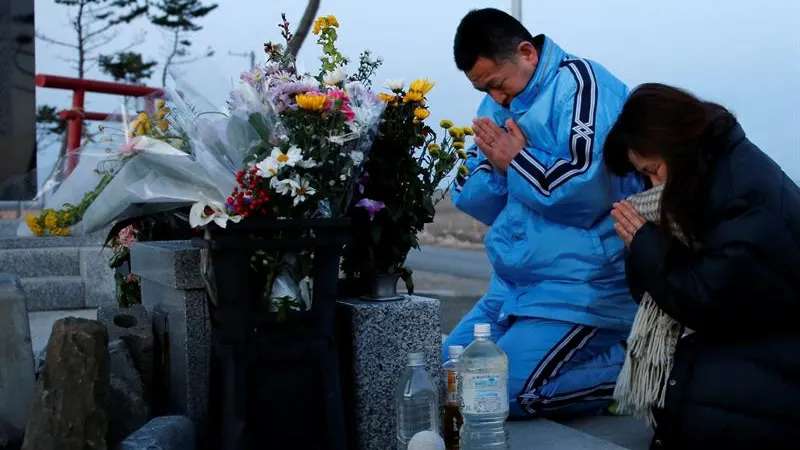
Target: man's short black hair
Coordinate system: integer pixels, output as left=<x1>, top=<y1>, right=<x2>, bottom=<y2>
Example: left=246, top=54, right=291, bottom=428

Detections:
left=453, top=8, right=536, bottom=72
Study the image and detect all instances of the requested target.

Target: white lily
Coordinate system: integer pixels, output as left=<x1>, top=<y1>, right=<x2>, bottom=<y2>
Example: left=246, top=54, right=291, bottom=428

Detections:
left=189, top=200, right=243, bottom=229
left=349, top=150, right=364, bottom=166
left=323, top=67, right=347, bottom=86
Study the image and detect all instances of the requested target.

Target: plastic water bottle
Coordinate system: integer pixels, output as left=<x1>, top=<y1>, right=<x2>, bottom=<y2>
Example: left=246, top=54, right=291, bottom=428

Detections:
left=458, top=323, right=509, bottom=450
left=396, top=351, right=440, bottom=450
left=443, top=345, right=464, bottom=450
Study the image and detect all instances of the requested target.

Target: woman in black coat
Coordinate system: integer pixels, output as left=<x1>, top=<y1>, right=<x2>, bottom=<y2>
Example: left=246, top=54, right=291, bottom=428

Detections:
left=603, top=83, right=800, bottom=450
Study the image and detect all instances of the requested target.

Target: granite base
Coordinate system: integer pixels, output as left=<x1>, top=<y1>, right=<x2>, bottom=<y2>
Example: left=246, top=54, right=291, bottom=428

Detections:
left=337, top=296, right=442, bottom=450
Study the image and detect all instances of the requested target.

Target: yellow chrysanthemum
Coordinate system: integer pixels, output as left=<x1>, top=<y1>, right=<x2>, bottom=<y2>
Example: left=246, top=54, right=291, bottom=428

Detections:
left=453, top=141, right=465, bottom=149
left=458, top=165, right=469, bottom=176
left=403, top=91, right=424, bottom=103
left=157, top=120, right=169, bottom=132
left=296, top=93, right=328, bottom=112
left=326, top=15, right=340, bottom=27
left=378, top=93, right=396, bottom=102
left=313, top=15, right=339, bottom=35
left=25, top=214, right=43, bottom=236
left=43, top=211, right=58, bottom=230
left=138, top=112, right=149, bottom=122
left=51, top=227, right=70, bottom=237
left=409, top=79, right=435, bottom=96
left=439, top=119, right=454, bottom=129
left=456, top=149, right=468, bottom=159
left=449, top=127, right=465, bottom=140
left=156, top=108, right=170, bottom=120
left=155, top=99, right=166, bottom=110
left=414, top=108, right=430, bottom=121
left=427, top=143, right=441, bottom=155
left=462, top=126, right=474, bottom=136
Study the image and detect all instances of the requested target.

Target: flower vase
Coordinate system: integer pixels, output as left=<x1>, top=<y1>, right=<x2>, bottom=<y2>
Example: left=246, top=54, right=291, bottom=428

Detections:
left=361, top=273, right=405, bottom=302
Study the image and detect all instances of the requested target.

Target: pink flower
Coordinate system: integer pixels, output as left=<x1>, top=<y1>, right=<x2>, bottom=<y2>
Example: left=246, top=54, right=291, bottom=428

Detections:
left=119, top=136, right=141, bottom=156
left=327, top=88, right=356, bottom=121
left=355, top=198, right=385, bottom=220
left=117, top=225, right=137, bottom=248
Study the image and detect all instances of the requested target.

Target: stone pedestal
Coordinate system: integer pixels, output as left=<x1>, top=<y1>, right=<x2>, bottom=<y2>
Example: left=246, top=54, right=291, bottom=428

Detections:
left=337, top=296, right=442, bottom=450
left=0, top=274, right=35, bottom=431
left=130, top=241, right=210, bottom=433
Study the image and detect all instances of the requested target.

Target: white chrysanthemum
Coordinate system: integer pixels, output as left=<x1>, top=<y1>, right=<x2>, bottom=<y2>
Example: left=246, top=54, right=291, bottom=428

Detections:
left=255, top=157, right=279, bottom=178
left=270, top=146, right=302, bottom=168
left=271, top=177, right=295, bottom=196
left=297, top=158, right=317, bottom=169
left=291, top=177, right=316, bottom=206
left=323, top=67, right=347, bottom=86
left=385, top=78, right=405, bottom=91
left=349, top=151, right=364, bottom=166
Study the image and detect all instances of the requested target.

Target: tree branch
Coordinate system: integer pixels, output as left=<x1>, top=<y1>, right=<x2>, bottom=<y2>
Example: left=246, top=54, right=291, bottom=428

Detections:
left=286, top=0, right=321, bottom=59
left=36, top=31, right=78, bottom=49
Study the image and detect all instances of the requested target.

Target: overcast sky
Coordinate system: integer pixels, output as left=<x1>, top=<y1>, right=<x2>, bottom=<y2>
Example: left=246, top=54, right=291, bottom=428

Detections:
left=34, top=0, right=800, bottom=180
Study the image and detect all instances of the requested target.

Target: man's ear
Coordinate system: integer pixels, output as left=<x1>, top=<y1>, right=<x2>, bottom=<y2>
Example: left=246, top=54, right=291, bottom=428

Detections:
left=518, top=41, right=539, bottom=65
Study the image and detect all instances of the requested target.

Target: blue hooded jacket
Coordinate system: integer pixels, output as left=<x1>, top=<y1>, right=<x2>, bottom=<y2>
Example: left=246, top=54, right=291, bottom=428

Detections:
left=453, top=36, right=643, bottom=331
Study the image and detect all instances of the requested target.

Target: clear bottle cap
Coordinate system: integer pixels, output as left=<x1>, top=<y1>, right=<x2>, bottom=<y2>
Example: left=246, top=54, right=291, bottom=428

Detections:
left=474, top=323, right=491, bottom=337
left=447, top=345, right=464, bottom=360
left=408, top=351, right=426, bottom=367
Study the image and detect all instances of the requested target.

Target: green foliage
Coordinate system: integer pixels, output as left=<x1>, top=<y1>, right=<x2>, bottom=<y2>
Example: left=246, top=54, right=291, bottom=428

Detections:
left=98, top=51, right=158, bottom=84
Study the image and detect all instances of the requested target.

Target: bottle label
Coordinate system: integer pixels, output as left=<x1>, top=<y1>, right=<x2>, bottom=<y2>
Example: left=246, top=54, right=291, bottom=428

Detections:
left=460, top=372, right=508, bottom=414
left=446, top=370, right=459, bottom=405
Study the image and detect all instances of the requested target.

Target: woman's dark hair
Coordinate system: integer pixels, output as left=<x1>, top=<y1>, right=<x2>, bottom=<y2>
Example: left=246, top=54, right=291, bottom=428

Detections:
left=603, top=83, right=737, bottom=243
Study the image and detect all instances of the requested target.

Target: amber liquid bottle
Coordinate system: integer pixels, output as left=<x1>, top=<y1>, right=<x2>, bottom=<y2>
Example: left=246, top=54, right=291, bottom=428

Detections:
left=443, top=345, right=464, bottom=450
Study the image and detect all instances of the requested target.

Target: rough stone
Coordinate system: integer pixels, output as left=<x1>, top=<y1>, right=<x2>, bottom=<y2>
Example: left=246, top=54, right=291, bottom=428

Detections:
left=0, top=418, right=23, bottom=450
left=0, top=274, right=36, bottom=431
left=22, top=317, right=109, bottom=450
left=107, top=340, right=150, bottom=446
left=337, top=296, right=442, bottom=450
left=107, top=375, right=150, bottom=447
left=115, top=416, right=195, bottom=450
left=81, top=247, right=116, bottom=308
left=98, top=305, right=154, bottom=399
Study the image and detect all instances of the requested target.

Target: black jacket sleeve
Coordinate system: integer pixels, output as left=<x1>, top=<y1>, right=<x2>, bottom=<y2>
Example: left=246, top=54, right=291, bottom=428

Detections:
left=626, top=198, right=800, bottom=333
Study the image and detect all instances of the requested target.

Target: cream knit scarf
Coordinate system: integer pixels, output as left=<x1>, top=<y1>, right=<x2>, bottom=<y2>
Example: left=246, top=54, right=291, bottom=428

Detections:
left=613, top=184, right=685, bottom=427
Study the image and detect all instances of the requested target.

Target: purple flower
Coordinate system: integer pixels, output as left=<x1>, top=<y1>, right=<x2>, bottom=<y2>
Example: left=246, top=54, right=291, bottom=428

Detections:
left=357, top=171, right=369, bottom=194
left=267, top=79, right=318, bottom=113
left=355, top=198, right=385, bottom=220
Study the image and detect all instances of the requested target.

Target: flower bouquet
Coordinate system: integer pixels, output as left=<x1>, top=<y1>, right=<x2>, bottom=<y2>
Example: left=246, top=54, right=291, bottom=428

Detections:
left=189, top=13, right=385, bottom=320
left=340, top=79, right=471, bottom=297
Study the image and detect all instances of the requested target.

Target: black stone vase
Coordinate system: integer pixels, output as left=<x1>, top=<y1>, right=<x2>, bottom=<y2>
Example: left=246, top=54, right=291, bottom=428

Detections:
left=192, top=218, right=351, bottom=450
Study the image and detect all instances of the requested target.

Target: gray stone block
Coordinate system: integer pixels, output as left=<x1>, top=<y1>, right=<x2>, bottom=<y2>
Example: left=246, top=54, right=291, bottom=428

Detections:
left=20, top=276, right=85, bottom=311
left=0, top=220, right=19, bottom=238
left=98, top=305, right=154, bottom=399
left=0, top=228, right=110, bottom=250
left=138, top=281, right=210, bottom=429
left=507, top=419, right=628, bottom=450
left=115, top=416, right=195, bottom=450
left=337, top=296, right=442, bottom=450
left=108, top=339, right=145, bottom=399
left=0, top=274, right=36, bottom=431
left=130, top=241, right=204, bottom=290
left=0, top=247, right=80, bottom=278
left=81, top=246, right=116, bottom=308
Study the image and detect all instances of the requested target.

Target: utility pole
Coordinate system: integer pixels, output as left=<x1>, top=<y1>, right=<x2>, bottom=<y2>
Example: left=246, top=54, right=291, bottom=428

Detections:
left=229, top=50, right=256, bottom=70
left=511, top=0, right=522, bottom=21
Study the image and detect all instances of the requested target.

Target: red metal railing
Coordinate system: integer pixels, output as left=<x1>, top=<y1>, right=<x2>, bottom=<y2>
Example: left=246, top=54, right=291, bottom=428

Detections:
left=35, top=74, right=164, bottom=174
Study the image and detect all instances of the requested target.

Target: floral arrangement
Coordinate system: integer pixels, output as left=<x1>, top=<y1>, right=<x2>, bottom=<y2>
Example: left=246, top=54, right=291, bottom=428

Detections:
left=186, top=13, right=385, bottom=318
left=341, top=80, right=472, bottom=293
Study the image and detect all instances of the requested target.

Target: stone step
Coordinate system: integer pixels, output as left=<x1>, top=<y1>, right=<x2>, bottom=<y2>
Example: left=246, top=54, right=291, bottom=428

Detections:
left=0, top=232, right=107, bottom=249
left=0, top=220, right=20, bottom=238
left=0, top=247, right=81, bottom=278
left=20, top=276, right=85, bottom=311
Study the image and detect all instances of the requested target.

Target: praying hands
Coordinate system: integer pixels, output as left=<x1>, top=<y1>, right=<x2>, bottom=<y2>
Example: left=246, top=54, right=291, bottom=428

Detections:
left=472, top=117, right=527, bottom=173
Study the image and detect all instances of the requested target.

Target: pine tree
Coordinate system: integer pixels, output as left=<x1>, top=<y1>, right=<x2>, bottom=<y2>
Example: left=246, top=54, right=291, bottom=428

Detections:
left=149, top=0, right=218, bottom=87
left=98, top=51, right=157, bottom=84
left=37, top=0, right=149, bottom=78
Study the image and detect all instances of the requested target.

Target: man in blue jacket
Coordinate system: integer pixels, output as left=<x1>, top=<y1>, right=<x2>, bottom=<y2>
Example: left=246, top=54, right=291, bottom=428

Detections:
left=445, top=8, right=643, bottom=418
